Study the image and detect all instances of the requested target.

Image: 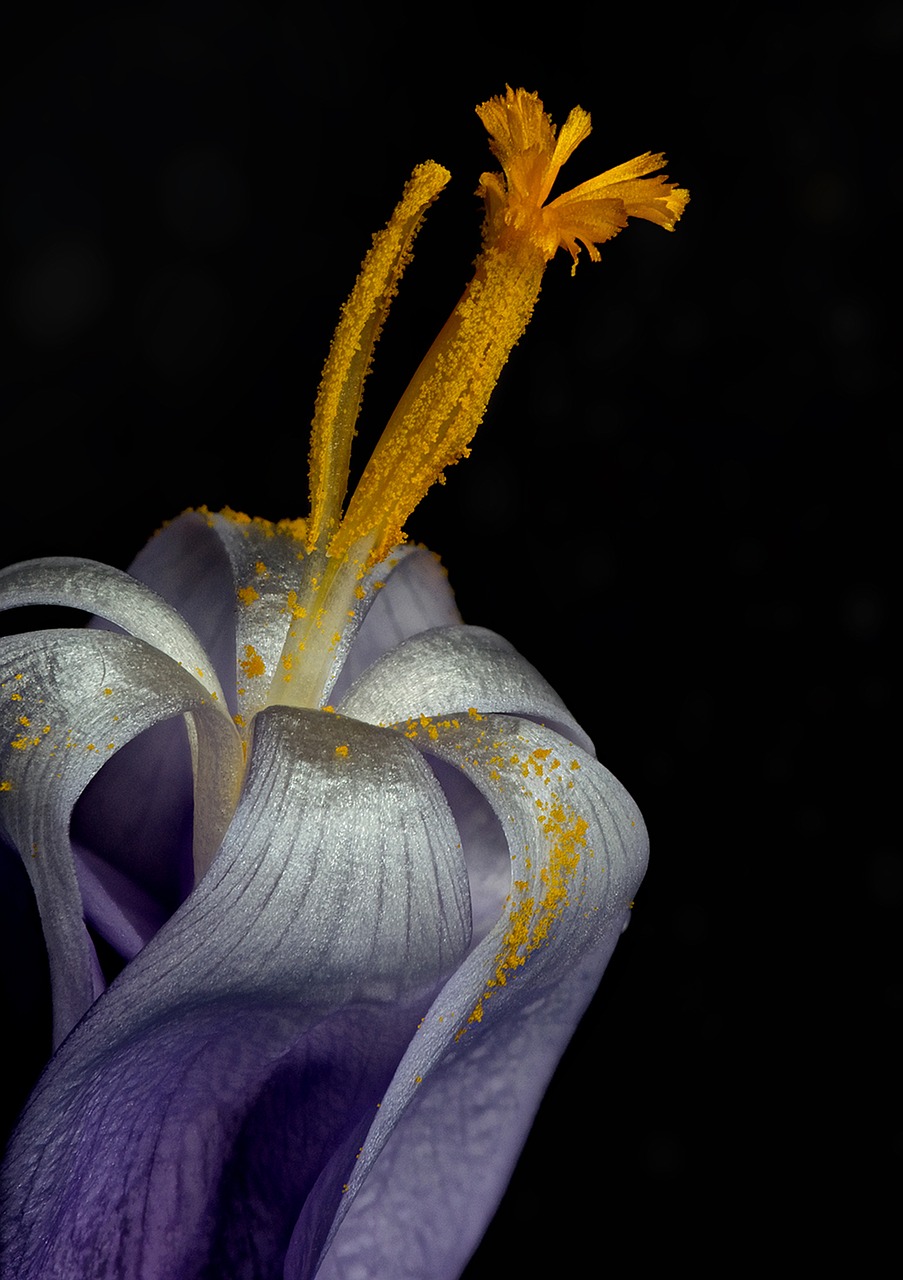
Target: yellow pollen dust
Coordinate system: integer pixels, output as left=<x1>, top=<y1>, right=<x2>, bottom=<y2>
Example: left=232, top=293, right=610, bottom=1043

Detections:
left=285, top=590, right=306, bottom=619
left=305, top=86, right=687, bottom=571
left=457, top=741, right=592, bottom=1037
left=239, top=645, right=266, bottom=679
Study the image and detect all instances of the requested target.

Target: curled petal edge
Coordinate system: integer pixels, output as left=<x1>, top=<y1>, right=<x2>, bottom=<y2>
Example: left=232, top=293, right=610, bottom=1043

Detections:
left=309, top=712, right=648, bottom=1278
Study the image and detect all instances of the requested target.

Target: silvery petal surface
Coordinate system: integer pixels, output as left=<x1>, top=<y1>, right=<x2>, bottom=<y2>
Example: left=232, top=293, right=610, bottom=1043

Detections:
left=0, top=556, right=226, bottom=703
left=0, top=554, right=237, bottom=930
left=312, top=713, right=648, bottom=1280
left=339, top=622, right=593, bottom=751
left=0, top=706, right=471, bottom=1279
left=0, top=628, right=241, bottom=1045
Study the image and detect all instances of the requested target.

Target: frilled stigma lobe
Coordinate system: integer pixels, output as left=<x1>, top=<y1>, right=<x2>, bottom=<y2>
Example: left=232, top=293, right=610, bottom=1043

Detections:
left=309, top=86, right=689, bottom=573
left=477, top=85, right=689, bottom=267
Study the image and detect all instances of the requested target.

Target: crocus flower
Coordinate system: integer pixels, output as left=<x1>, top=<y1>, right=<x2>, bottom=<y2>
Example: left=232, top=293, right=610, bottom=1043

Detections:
left=0, top=87, right=687, bottom=1278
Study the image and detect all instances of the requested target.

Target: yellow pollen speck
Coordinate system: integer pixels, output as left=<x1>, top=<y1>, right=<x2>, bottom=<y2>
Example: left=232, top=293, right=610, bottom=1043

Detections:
left=458, top=744, right=590, bottom=1037
left=103, top=687, right=112, bottom=696
left=0, top=780, right=12, bottom=791
left=335, top=744, right=349, bottom=757
left=237, top=585, right=260, bottom=607
left=285, top=590, right=307, bottom=619
left=239, top=645, right=266, bottom=679
left=18, top=716, right=30, bottom=727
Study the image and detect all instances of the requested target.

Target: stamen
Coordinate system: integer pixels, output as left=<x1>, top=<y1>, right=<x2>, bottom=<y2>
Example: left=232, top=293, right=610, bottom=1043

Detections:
left=271, top=86, right=687, bottom=709
left=328, top=233, right=546, bottom=566
left=326, top=86, right=688, bottom=568
left=306, top=162, right=451, bottom=551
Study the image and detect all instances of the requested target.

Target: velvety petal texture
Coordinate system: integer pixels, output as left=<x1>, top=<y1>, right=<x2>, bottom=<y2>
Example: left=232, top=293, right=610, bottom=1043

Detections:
left=1, top=525, right=648, bottom=1280
left=312, top=714, right=645, bottom=1278
left=1, top=708, right=471, bottom=1278
left=339, top=623, right=594, bottom=751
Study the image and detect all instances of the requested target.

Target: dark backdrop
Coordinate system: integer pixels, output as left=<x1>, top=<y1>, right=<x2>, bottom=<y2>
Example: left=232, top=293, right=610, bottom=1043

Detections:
left=1, top=3, right=897, bottom=1273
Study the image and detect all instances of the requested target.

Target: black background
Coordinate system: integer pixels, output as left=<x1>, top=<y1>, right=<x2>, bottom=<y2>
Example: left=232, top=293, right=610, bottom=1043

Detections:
left=1, top=2, right=897, bottom=1272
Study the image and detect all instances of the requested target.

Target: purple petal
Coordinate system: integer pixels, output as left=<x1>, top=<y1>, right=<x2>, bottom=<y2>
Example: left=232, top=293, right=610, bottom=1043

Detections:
left=1, top=706, right=471, bottom=1277
left=313, top=713, right=648, bottom=1279
left=331, top=547, right=463, bottom=702
left=73, top=840, right=170, bottom=960
left=127, top=513, right=238, bottom=711
left=71, top=714, right=196, bottom=929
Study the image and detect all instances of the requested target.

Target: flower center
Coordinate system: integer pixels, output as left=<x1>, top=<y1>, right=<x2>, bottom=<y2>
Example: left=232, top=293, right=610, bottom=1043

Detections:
left=264, top=86, right=688, bottom=711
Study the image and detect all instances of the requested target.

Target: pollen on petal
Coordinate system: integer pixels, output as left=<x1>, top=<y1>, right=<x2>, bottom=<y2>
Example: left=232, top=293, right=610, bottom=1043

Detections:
left=239, top=645, right=266, bottom=679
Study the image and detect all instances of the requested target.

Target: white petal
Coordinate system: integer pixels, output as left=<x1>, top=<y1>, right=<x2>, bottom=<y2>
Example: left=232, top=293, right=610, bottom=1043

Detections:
left=0, top=629, right=243, bottom=1045
left=0, top=557, right=226, bottom=704
left=339, top=623, right=594, bottom=751
left=128, top=517, right=464, bottom=715
left=317, top=713, right=647, bottom=1278
left=134, top=706, right=472, bottom=1007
